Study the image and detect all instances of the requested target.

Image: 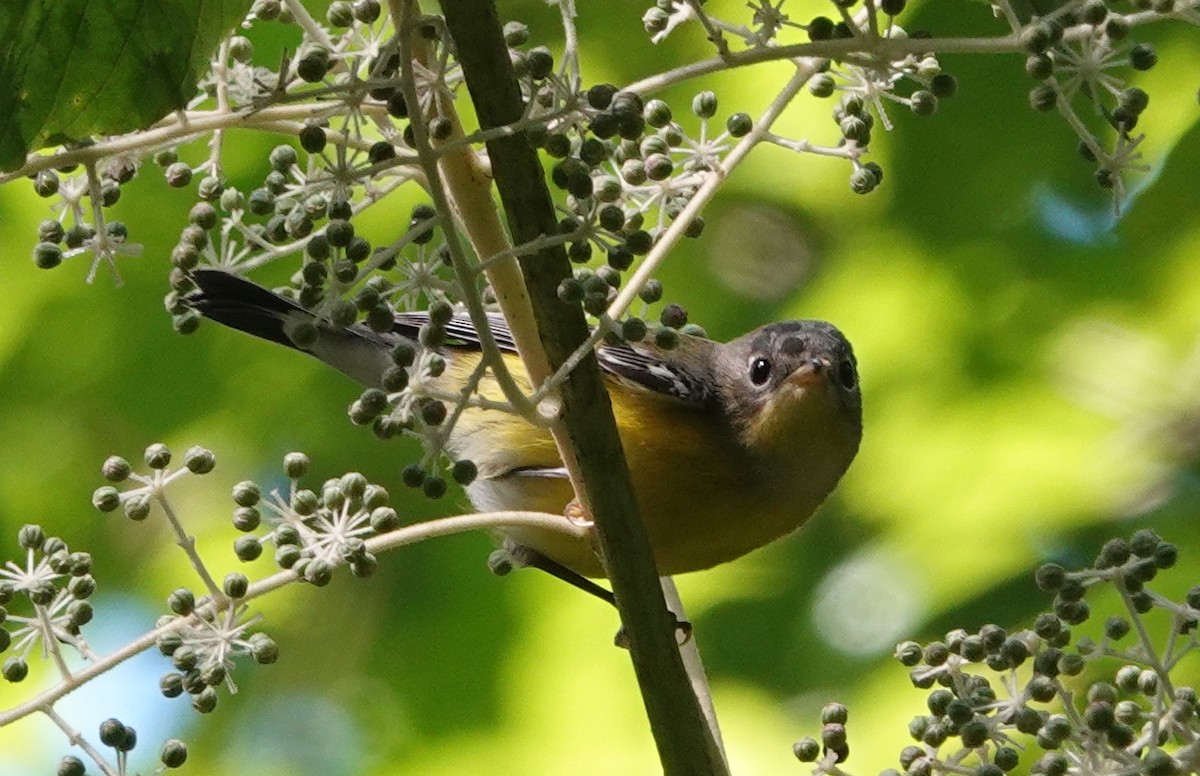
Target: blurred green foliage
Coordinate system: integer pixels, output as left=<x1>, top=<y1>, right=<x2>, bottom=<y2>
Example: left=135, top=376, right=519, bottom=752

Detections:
left=1, top=1, right=1199, bottom=774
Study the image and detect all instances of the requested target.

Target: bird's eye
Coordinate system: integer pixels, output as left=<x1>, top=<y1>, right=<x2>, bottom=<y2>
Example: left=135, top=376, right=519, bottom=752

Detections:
left=749, top=357, right=772, bottom=386
left=838, top=359, right=857, bottom=390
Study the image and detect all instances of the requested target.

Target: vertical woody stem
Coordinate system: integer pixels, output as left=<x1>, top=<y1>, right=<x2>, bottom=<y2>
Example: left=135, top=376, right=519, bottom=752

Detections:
left=435, top=2, right=728, bottom=773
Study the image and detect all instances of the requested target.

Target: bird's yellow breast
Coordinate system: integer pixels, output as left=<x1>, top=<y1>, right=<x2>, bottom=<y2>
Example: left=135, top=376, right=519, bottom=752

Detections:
left=438, top=352, right=856, bottom=578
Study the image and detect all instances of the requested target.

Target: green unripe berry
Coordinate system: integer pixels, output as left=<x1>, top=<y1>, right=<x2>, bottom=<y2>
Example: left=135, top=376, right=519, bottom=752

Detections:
left=58, top=756, right=86, bottom=776
left=910, top=90, right=938, bottom=116
left=808, top=16, right=835, bottom=40
left=1029, top=84, right=1057, bottom=112
left=234, top=535, right=263, bottom=561
left=793, top=737, right=820, bottom=761
left=233, top=480, right=263, bottom=507
left=401, top=463, right=426, bottom=488
left=422, top=475, right=447, bottom=499
left=809, top=73, right=836, bottom=98
left=299, top=124, right=327, bottom=153
left=183, top=446, right=215, bottom=474
left=296, top=47, right=331, bottom=82
left=691, top=91, right=718, bottom=119
left=726, top=112, right=752, bottom=137
left=1021, top=23, right=1053, bottom=54
left=92, top=486, right=121, bottom=512
left=930, top=74, right=957, bottom=98
left=224, top=572, right=250, bottom=598
left=38, top=219, right=65, bottom=244
left=504, top=20, right=530, bottom=46
left=1026, top=54, right=1054, bottom=80
left=586, top=83, right=617, bottom=110
left=451, top=459, right=478, bottom=485
left=1130, top=44, right=1157, bottom=71
left=269, top=145, right=298, bottom=172
left=33, top=170, right=60, bottom=197
left=98, top=718, right=129, bottom=748
left=122, top=494, right=151, bottom=521
left=849, top=166, right=879, bottom=194
left=1081, top=0, right=1108, bottom=24
left=1104, top=16, right=1129, bottom=41
left=161, top=738, right=188, bottom=768
left=165, top=162, right=193, bottom=187
left=644, top=99, right=672, bottom=128
left=353, top=0, right=380, bottom=23
left=33, top=242, right=63, bottom=269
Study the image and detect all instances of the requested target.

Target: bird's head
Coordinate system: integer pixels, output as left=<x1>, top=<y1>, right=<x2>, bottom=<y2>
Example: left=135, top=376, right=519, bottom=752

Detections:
left=714, top=320, right=863, bottom=471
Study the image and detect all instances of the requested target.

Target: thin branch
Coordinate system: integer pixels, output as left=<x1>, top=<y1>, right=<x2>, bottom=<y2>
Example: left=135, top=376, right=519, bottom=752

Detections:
left=43, top=706, right=118, bottom=776
left=0, top=103, right=391, bottom=184
left=282, top=0, right=334, bottom=50
left=623, top=8, right=1189, bottom=98
left=155, top=492, right=226, bottom=604
left=0, top=509, right=585, bottom=729
left=624, top=33, right=1024, bottom=96
left=685, top=0, right=733, bottom=59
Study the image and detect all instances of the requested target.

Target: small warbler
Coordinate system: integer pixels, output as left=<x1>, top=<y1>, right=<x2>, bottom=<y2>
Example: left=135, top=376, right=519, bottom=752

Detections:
left=189, top=269, right=862, bottom=579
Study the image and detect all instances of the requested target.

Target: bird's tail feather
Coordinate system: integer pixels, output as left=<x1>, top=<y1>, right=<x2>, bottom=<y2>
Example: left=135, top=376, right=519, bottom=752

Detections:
left=187, top=268, right=393, bottom=386
left=189, top=268, right=305, bottom=350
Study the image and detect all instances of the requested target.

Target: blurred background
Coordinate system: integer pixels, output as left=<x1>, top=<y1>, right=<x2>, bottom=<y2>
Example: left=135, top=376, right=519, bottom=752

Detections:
left=1, top=1, right=1199, bottom=773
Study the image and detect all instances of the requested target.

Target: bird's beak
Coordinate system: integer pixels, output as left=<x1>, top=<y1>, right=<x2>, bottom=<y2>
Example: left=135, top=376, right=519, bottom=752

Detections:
left=786, top=357, right=831, bottom=388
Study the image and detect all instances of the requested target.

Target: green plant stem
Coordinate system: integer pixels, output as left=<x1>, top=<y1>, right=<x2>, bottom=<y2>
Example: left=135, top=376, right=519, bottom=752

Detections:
left=155, top=491, right=227, bottom=605
left=438, top=2, right=728, bottom=774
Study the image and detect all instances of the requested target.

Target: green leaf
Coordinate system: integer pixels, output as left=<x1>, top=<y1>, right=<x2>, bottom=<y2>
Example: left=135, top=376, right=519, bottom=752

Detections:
left=0, top=0, right=253, bottom=172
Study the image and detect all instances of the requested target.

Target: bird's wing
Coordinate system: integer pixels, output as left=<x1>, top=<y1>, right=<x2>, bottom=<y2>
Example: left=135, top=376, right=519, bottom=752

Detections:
left=594, top=342, right=713, bottom=406
left=392, top=311, right=519, bottom=351
left=398, top=310, right=713, bottom=407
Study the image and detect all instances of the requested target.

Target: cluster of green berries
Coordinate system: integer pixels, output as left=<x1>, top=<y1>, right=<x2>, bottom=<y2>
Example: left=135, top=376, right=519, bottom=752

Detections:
left=399, top=457, right=478, bottom=502
left=557, top=269, right=703, bottom=349
left=357, top=21, right=454, bottom=146
left=529, top=80, right=748, bottom=334
left=505, top=21, right=556, bottom=84
left=793, top=702, right=851, bottom=765
left=1019, top=3, right=1146, bottom=60
left=92, top=444, right=216, bottom=521
left=248, top=0, right=298, bottom=24
left=550, top=84, right=743, bottom=223
left=362, top=337, right=479, bottom=500
left=228, top=452, right=399, bottom=581
left=868, top=529, right=1189, bottom=776
left=567, top=89, right=727, bottom=219
left=326, top=0, right=383, bottom=28
left=289, top=203, right=440, bottom=331
left=342, top=313, right=481, bottom=498
left=29, top=155, right=135, bottom=270
left=350, top=318, right=449, bottom=419
left=1035, top=528, right=1177, bottom=621
left=161, top=129, right=438, bottom=331
left=0, top=525, right=95, bottom=683
left=804, top=0, right=910, bottom=43
left=57, top=724, right=187, bottom=774
left=1019, top=6, right=1161, bottom=190
left=808, top=69, right=955, bottom=193
left=155, top=579, right=278, bottom=714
